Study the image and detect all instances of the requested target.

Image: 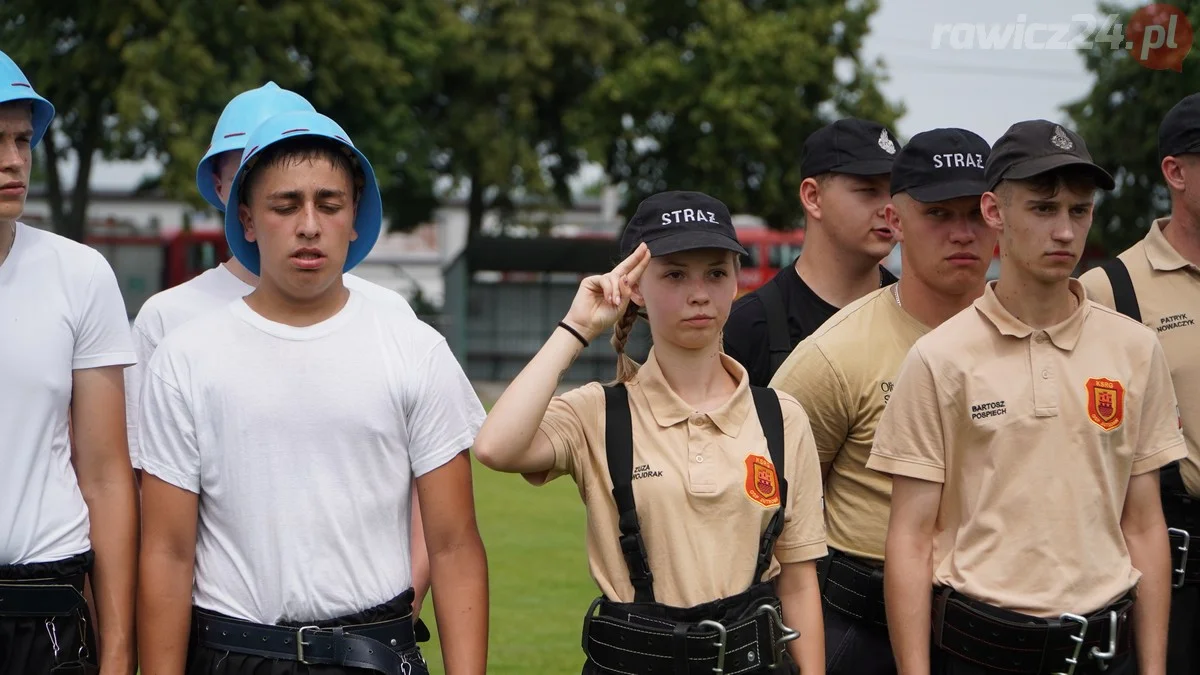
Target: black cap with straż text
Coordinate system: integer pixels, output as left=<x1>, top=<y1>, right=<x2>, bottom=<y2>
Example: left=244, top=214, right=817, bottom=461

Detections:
left=801, top=118, right=901, bottom=180
left=1159, top=93, right=1200, bottom=160
left=619, top=191, right=747, bottom=258
left=984, top=120, right=1115, bottom=191
left=890, top=128, right=990, bottom=202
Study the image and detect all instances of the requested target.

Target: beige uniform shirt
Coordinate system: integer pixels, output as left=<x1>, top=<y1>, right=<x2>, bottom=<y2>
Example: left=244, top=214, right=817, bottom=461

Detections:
left=770, top=286, right=928, bottom=561
left=532, top=349, right=828, bottom=607
left=867, top=280, right=1186, bottom=618
left=1080, top=218, right=1199, bottom=496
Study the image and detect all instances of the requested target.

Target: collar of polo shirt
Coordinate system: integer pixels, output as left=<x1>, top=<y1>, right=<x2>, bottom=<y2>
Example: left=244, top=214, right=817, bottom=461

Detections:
left=973, top=280, right=1089, bottom=351
left=634, top=348, right=751, bottom=437
left=1144, top=217, right=1197, bottom=272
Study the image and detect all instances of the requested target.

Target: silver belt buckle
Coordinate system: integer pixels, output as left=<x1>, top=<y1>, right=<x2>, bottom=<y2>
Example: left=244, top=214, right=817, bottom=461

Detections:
left=1054, top=613, right=1089, bottom=675
left=1169, top=527, right=1191, bottom=588
left=754, top=603, right=800, bottom=669
left=1088, top=610, right=1119, bottom=671
left=697, top=619, right=727, bottom=675
left=296, top=625, right=321, bottom=664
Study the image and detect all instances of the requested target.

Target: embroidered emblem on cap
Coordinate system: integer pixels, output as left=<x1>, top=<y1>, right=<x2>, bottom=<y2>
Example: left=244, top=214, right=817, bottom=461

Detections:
left=744, top=455, right=780, bottom=508
left=878, top=129, right=897, bottom=155
left=1051, top=126, right=1074, bottom=151
left=1085, top=377, right=1124, bottom=431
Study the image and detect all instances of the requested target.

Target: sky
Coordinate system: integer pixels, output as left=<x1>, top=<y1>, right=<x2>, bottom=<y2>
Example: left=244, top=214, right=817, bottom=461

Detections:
left=76, top=0, right=1133, bottom=191
left=863, top=0, right=1123, bottom=144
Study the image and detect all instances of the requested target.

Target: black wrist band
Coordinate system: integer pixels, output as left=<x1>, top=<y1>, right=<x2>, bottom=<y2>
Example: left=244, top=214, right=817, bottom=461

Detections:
left=558, top=321, right=589, bottom=348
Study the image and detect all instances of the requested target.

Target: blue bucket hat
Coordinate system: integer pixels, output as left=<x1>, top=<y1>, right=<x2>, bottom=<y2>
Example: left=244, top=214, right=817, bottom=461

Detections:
left=196, top=82, right=315, bottom=211
left=224, top=109, right=382, bottom=275
left=0, top=50, right=55, bottom=149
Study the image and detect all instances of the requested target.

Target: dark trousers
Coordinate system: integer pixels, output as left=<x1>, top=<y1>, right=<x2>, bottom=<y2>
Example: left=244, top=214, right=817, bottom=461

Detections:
left=824, top=604, right=896, bottom=675
left=0, top=552, right=97, bottom=675
left=186, top=590, right=427, bottom=675
left=1168, top=583, right=1200, bottom=674
left=933, top=649, right=1135, bottom=675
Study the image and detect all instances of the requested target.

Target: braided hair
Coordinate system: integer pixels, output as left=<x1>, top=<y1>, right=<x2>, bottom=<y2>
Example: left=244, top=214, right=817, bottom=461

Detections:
left=609, top=302, right=642, bottom=384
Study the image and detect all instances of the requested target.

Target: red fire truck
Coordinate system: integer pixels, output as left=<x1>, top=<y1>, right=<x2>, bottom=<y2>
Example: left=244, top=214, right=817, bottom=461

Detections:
left=735, top=227, right=807, bottom=296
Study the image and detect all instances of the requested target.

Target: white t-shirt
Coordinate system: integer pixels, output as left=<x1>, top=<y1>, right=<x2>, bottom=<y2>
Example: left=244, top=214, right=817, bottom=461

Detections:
left=125, top=264, right=416, bottom=468
left=0, top=223, right=136, bottom=564
left=137, top=290, right=483, bottom=623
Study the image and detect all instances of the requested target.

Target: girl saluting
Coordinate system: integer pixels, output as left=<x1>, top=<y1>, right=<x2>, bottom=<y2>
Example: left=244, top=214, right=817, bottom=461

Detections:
left=475, top=190, right=828, bottom=674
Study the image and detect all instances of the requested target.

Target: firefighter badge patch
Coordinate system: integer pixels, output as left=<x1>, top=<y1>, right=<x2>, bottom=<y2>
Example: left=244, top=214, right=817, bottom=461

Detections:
left=1086, top=377, right=1125, bottom=431
left=744, top=455, right=780, bottom=507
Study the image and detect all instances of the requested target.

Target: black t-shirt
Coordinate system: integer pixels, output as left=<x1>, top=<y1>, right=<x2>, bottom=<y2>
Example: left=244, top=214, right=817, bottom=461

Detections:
left=723, top=263, right=899, bottom=387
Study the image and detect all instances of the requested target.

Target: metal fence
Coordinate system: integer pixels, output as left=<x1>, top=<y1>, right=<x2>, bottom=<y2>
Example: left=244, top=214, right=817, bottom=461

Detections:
left=462, top=280, right=650, bottom=383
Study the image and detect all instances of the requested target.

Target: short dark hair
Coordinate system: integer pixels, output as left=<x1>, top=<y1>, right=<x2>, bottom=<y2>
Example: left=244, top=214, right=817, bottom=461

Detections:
left=0, top=100, right=33, bottom=119
left=238, top=136, right=361, bottom=206
left=998, top=165, right=1099, bottom=204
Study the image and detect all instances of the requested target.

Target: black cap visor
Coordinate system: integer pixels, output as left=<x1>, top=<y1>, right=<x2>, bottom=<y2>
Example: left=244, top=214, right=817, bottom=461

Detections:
left=904, top=178, right=988, bottom=203
left=642, top=230, right=748, bottom=258
left=990, top=154, right=1115, bottom=191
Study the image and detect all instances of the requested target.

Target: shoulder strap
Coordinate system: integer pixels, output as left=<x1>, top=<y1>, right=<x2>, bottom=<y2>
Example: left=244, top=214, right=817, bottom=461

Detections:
left=1099, top=258, right=1141, bottom=323
left=750, top=386, right=789, bottom=585
left=603, top=384, right=655, bottom=603
left=758, top=279, right=792, bottom=377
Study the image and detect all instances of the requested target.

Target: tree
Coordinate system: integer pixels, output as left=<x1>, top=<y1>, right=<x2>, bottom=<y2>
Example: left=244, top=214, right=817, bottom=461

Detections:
left=413, top=0, right=639, bottom=241
left=581, top=0, right=904, bottom=229
left=1066, top=2, right=1200, bottom=254
left=122, top=0, right=450, bottom=232
left=1, top=3, right=167, bottom=242
left=2, top=0, right=450, bottom=240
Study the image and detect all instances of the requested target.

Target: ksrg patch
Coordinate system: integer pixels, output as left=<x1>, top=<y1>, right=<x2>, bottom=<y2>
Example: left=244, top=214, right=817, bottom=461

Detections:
left=1086, top=377, right=1125, bottom=431
left=744, top=455, right=780, bottom=507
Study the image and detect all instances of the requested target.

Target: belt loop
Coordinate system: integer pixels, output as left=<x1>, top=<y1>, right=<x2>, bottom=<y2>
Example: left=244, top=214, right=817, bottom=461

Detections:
left=931, top=587, right=952, bottom=649
left=816, top=553, right=831, bottom=593
left=671, top=622, right=690, bottom=675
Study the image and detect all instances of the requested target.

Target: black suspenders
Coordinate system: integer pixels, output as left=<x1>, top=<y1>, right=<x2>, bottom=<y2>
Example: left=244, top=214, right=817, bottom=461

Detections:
left=1099, top=258, right=1142, bottom=323
left=603, top=383, right=790, bottom=604
left=603, top=384, right=655, bottom=602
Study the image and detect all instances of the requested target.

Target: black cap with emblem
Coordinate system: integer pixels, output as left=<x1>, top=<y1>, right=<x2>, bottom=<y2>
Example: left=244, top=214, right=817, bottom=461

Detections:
left=890, top=128, right=990, bottom=202
left=984, top=119, right=1115, bottom=191
left=801, top=118, right=901, bottom=179
left=1159, top=93, right=1200, bottom=160
left=619, top=191, right=747, bottom=258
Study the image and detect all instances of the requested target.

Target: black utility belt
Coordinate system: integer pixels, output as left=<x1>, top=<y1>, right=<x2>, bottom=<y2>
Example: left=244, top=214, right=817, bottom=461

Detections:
left=933, top=586, right=1134, bottom=675
left=817, top=550, right=887, bottom=628
left=581, top=583, right=797, bottom=675
left=0, top=575, right=88, bottom=618
left=193, top=608, right=419, bottom=675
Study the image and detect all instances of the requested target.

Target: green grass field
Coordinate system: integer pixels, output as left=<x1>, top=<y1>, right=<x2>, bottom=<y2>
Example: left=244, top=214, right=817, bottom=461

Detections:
left=418, top=459, right=597, bottom=674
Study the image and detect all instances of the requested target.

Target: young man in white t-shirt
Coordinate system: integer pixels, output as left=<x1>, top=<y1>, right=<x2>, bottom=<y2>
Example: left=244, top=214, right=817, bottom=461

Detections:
left=136, top=110, right=489, bottom=675
left=123, top=82, right=435, bottom=630
left=0, top=50, right=138, bottom=675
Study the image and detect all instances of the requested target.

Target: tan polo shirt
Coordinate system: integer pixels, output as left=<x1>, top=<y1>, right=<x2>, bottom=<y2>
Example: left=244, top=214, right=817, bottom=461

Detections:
left=1080, top=218, right=1200, bottom=496
left=770, top=286, right=928, bottom=561
left=867, top=280, right=1187, bottom=618
left=531, top=349, right=828, bottom=607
